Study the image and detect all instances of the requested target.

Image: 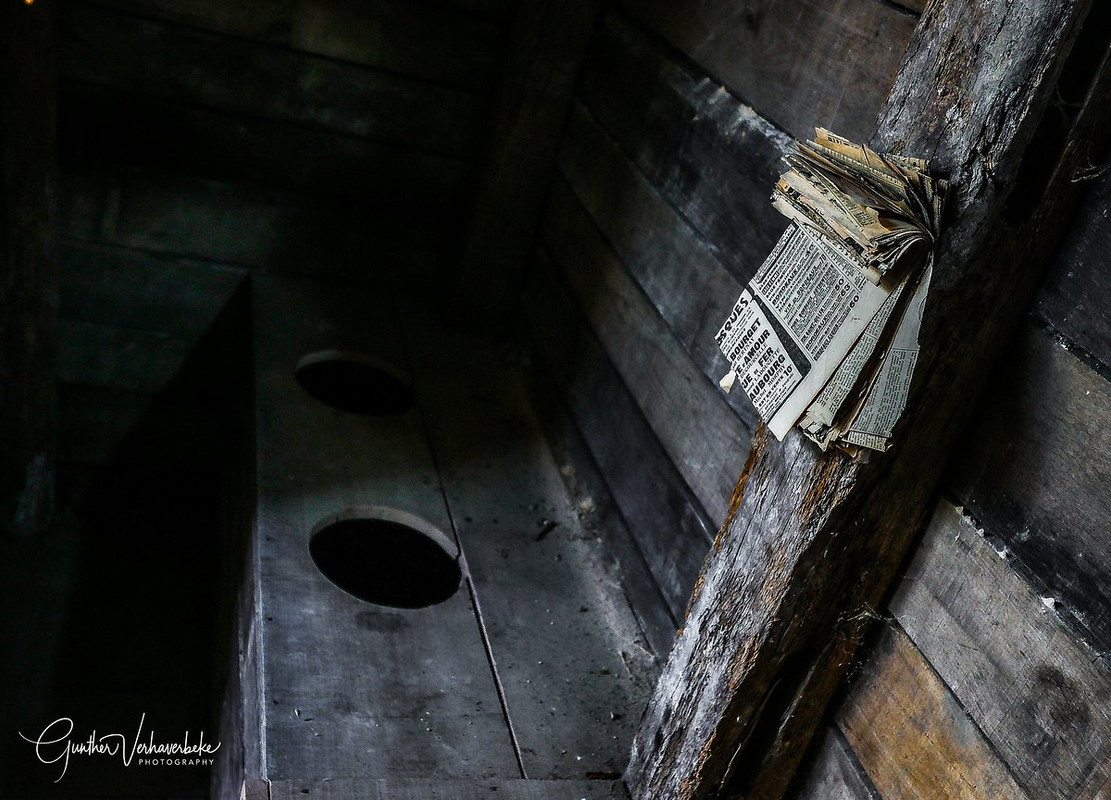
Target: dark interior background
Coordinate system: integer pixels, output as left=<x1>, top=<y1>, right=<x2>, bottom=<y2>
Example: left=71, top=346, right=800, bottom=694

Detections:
left=5, top=0, right=1111, bottom=797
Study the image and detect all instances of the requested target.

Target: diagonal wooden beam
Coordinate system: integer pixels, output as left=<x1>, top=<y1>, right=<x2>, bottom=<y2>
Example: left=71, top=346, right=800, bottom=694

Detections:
left=626, top=1, right=1111, bottom=798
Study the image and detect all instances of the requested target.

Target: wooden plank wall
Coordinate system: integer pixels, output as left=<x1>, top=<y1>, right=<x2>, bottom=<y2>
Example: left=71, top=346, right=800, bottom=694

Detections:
left=53, top=0, right=515, bottom=468
left=799, top=174, right=1111, bottom=800
left=793, top=16, right=1111, bottom=800
left=522, top=0, right=916, bottom=645
left=523, top=1, right=1111, bottom=796
left=1, top=0, right=58, bottom=534
left=56, top=0, right=515, bottom=293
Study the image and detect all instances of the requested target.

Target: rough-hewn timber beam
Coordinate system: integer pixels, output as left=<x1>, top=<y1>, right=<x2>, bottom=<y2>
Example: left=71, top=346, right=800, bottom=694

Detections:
left=451, top=0, right=599, bottom=332
left=1, top=0, right=58, bottom=535
left=627, top=1, right=1111, bottom=798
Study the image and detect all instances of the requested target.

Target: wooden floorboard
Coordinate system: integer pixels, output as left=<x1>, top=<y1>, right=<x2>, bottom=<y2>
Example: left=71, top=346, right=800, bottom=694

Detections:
left=524, top=350, right=679, bottom=660
left=403, top=298, right=658, bottom=780
left=522, top=254, right=715, bottom=624
left=268, top=777, right=627, bottom=799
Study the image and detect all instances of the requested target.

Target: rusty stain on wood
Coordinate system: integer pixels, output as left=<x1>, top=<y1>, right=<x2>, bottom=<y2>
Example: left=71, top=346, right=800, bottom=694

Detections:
left=715, top=425, right=769, bottom=552
left=837, top=623, right=1031, bottom=799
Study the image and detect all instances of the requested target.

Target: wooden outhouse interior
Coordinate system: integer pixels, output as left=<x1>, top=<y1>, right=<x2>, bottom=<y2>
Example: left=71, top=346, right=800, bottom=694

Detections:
left=2, top=0, right=1110, bottom=798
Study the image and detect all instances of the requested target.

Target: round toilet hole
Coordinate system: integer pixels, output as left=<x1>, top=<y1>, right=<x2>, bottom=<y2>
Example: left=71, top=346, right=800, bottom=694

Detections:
left=309, top=510, right=461, bottom=609
left=296, top=351, right=414, bottom=415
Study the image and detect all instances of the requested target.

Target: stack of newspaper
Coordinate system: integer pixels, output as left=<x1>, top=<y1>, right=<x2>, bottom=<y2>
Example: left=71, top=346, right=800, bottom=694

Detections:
left=716, top=129, right=945, bottom=452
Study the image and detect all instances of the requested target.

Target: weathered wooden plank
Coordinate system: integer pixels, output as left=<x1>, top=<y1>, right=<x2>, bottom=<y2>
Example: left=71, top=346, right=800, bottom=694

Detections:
left=522, top=254, right=715, bottom=622
left=57, top=319, right=192, bottom=393
left=57, top=384, right=195, bottom=466
left=57, top=286, right=249, bottom=469
left=60, top=82, right=472, bottom=210
left=269, top=778, right=626, bottom=799
left=1034, top=171, right=1111, bottom=367
left=578, top=11, right=791, bottom=285
left=1, top=0, right=58, bottom=534
left=403, top=298, right=659, bottom=780
left=59, top=241, right=246, bottom=335
left=628, top=2, right=1109, bottom=798
left=250, top=276, right=517, bottom=781
left=540, top=177, right=749, bottom=523
left=452, top=0, right=598, bottom=328
left=59, top=167, right=451, bottom=289
left=891, top=501, right=1111, bottom=799
left=947, top=322, right=1111, bottom=654
left=59, top=2, right=486, bottom=158
left=837, top=623, right=1029, bottom=799
left=525, top=348, right=679, bottom=660
left=788, top=726, right=877, bottom=800
left=544, top=175, right=758, bottom=431
left=88, top=0, right=505, bottom=90
left=557, top=102, right=760, bottom=428
left=613, top=0, right=919, bottom=142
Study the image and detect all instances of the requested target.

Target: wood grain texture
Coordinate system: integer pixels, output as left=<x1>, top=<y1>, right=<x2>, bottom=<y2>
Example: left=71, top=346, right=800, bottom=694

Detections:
left=57, top=319, right=192, bottom=393
left=240, top=779, right=268, bottom=800
left=1034, top=170, right=1111, bottom=367
left=59, top=2, right=486, bottom=157
left=540, top=177, right=749, bottom=523
left=525, top=346, right=679, bottom=660
left=1, top=0, right=58, bottom=534
left=59, top=241, right=246, bottom=335
left=891, top=501, right=1111, bottom=799
left=269, top=778, right=627, bottom=799
left=522, top=254, right=715, bottom=623
left=59, top=167, right=452, bottom=290
left=627, top=2, right=1108, bottom=798
left=250, top=276, right=518, bottom=781
left=57, top=242, right=246, bottom=397
left=59, top=82, right=472, bottom=210
left=788, top=726, right=877, bottom=800
left=578, top=11, right=791, bottom=287
left=612, top=0, right=919, bottom=142
left=87, top=0, right=505, bottom=90
left=947, top=322, right=1111, bottom=655
left=404, top=300, right=659, bottom=780
left=544, top=172, right=757, bottom=431
left=452, top=0, right=599, bottom=327
left=837, top=623, right=1029, bottom=800
left=556, top=103, right=759, bottom=429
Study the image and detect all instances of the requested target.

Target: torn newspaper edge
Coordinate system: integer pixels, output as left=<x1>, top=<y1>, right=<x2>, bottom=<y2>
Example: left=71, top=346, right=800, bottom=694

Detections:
left=716, top=128, right=945, bottom=453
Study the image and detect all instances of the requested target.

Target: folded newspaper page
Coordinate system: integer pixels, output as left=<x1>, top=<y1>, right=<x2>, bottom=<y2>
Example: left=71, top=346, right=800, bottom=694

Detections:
left=716, top=128, right=946, bottom=452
